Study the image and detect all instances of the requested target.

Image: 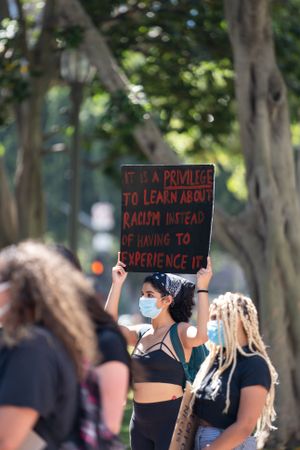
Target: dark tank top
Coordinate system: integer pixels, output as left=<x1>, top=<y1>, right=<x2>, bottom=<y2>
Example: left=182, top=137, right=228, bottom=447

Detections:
left=132, top=325, right=185, bottom=386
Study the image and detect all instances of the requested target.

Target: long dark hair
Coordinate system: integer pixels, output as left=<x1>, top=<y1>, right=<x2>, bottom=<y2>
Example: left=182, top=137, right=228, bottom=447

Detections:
left=52, top=244, right=131, bottom=368
left=144, top=274, right=195, bottom=323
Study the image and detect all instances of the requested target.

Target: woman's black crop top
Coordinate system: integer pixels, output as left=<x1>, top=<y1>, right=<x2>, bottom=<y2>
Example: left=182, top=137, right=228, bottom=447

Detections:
left=132, top=326, right=185, bottom=386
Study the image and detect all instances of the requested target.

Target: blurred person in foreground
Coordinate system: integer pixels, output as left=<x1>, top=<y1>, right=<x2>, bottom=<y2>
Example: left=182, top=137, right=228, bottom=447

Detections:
left=53, top=244, right=131, bottom=437
left=0, top=241, right=98, bottom=450
left=192, top=292, right=278, bottom=450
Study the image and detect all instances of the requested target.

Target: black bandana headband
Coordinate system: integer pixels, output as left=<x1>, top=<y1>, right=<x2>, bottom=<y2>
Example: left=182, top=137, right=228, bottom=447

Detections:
left=152, top=272, right=195, bottom=299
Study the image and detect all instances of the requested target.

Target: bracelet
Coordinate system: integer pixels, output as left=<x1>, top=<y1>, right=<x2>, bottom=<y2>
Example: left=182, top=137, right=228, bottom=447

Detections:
left=197, top=289, right=208, bottom=293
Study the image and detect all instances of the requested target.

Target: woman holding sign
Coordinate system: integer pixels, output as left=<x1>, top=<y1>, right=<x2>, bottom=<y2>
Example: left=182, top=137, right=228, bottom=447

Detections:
left=105, top=252, right=212, bottom=450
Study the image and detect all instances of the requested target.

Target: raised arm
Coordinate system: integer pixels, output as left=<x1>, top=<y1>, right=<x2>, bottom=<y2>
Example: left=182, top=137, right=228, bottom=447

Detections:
left=105, top=252, right=139, bottom=346
left=178, top=256, right=212, bottom=349
left=105, top=252, right=127, bottom=320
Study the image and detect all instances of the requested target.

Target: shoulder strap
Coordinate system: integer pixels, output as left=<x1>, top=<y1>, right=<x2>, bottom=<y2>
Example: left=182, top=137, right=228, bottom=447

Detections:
left=169, top=323, right=191, bottom=382
left=161, top=324, right=174, bottom=343
left=131, top=324, right=152, bottom=355
left=138, top=324, right=152, bottom=339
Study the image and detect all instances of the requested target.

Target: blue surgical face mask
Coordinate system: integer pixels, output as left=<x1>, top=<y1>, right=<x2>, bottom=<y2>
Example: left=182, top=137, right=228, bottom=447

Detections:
left=139, top=296, right=162, bottom=319
left=207, top=320, right=226, bottom=347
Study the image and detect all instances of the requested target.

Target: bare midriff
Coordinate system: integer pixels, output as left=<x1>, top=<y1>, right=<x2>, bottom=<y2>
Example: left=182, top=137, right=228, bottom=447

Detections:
left=133, top=382, right=184, bottom=403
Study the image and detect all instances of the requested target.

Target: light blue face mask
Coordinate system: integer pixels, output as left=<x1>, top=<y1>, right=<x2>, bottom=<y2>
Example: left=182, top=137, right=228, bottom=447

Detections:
left=139, top=296, right=162, bottom=319
left=207, top=320, right=226, bottom=347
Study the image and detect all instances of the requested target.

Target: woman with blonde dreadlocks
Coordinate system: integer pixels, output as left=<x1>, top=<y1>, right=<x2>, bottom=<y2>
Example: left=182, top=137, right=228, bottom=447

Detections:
left=0, top=241, right=98, bottom=450
left=192, top=292, right=278, bottom=450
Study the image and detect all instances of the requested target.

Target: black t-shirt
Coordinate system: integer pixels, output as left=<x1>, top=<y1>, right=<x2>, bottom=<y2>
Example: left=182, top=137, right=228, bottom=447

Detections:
left=193, top=347, right=271, bottom=429
left=0, top=326, right=78, bottom=450
left=96, top=326, right=130, bottom=368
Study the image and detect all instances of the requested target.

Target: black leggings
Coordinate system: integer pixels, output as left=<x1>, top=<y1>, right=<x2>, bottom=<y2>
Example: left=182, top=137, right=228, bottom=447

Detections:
left=130, top=397, right=182, bottom=450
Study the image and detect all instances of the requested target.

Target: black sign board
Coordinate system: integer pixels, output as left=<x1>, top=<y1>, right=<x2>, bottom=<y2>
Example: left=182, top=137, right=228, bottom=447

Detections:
left=120, top=164, right=215, bottom=273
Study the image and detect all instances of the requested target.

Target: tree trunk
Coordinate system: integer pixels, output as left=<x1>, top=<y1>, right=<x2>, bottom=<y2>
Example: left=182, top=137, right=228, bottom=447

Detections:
left=0, top=160, right=18, bottom=246
left=6, top=0, right=58, bottom=241
left=57, top=0, right=180, bottom=165
left=15, top=88, right=45, bottom=239
left=222, top=0, right=300, bottom=445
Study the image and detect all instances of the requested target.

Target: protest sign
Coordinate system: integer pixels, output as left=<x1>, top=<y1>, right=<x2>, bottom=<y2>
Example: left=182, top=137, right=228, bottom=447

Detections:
left=120, top=164, right=215, bottom=273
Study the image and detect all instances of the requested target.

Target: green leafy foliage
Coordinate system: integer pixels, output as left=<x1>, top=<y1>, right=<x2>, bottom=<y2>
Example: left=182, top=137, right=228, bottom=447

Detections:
left=55, top=25, right=86, bottom=49
left=2, top=0, right=300, bottom=242
left=81, top=0, right=235, bottom=153
left=0, top=19, right=30, bottom=124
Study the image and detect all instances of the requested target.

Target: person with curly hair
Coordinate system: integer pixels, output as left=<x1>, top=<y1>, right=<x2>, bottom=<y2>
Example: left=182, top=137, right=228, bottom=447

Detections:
left=105, top=252, right=212, bottom=450
left=0, top=241, right=98, bottom=450
left=192, top=292, right=278, bottom=450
